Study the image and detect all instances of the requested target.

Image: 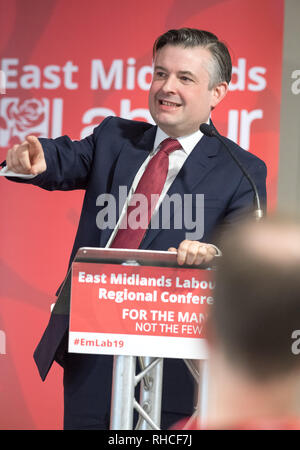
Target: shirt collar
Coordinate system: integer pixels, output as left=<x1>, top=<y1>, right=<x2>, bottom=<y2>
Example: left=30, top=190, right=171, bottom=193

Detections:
left=153, top=127, right=204, bottom=156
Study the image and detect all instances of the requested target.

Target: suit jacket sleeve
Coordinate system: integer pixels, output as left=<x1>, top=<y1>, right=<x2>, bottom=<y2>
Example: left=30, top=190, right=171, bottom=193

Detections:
left=5, top=116, right=114, bottom=191
left=212, top=154, right=267, bottom=245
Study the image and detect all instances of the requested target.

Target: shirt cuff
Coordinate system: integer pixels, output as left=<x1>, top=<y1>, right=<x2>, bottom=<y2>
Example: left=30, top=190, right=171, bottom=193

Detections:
left=0, top=166, right=36, bottom=179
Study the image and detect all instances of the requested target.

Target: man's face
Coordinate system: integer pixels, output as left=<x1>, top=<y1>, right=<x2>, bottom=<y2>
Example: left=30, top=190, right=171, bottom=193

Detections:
left=148, top=44, right=227, bottom=137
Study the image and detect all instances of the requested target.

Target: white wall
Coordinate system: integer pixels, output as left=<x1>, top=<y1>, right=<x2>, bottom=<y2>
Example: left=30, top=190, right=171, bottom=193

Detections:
left=278, top=0, right=300, bottom=215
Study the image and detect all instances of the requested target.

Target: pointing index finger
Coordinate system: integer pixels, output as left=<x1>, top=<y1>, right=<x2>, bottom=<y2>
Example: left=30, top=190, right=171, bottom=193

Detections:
left=26, top=135, right=42, bottom=152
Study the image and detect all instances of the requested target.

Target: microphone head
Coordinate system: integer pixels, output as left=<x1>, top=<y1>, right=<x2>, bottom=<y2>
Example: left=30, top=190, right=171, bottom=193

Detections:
left=200, top=123, right=217, bottom=137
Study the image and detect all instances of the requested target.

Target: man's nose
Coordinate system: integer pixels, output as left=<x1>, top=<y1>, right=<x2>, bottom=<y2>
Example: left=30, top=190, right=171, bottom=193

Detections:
left=161, top=75, right=178, bottom=93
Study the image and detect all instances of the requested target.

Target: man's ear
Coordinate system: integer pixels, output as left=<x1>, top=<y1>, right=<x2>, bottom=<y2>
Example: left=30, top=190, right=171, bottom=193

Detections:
left=211, top=82, right=228, bottom=109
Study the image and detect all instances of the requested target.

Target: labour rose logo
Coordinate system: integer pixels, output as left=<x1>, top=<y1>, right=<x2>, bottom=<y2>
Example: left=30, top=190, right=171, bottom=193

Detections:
left=7, top=99, right=45, bottom=133
left=0, top=97, right=63, bottom=148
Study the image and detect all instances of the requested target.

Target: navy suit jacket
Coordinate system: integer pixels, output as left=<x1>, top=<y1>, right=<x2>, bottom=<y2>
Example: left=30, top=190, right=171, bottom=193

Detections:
left=9, top=116, right=267, bottom=384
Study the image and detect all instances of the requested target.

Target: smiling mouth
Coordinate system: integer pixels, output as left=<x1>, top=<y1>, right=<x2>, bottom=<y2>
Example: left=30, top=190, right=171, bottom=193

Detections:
left=159, top=99, right=181, bottom=107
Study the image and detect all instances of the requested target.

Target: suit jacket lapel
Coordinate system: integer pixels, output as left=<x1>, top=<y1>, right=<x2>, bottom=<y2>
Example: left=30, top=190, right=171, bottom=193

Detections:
left=99, top=125, right=157, bottom=247
left=141, top=135, right=220, bottom=249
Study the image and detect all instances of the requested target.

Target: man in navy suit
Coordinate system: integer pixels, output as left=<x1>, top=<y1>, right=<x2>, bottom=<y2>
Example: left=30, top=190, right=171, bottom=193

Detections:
left=4, top=29, right=267, bottom=429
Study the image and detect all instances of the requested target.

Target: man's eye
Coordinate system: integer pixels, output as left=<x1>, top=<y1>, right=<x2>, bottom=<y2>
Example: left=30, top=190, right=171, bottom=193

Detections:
left=156, top=71, right=166, bottom=78
left=181, top=76, right=192, bottom=82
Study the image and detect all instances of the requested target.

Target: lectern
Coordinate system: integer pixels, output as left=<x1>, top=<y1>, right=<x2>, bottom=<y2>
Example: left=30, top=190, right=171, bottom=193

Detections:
left=67, top=247, right=214, bottom=430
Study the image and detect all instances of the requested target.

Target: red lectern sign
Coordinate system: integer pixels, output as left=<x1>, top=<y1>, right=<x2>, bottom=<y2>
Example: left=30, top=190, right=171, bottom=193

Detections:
left=69, top=261, right=214, bottom=359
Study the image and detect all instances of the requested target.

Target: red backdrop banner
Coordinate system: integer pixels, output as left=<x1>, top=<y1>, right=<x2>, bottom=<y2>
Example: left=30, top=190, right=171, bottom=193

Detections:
left=0, top=0, right=284, bottom=429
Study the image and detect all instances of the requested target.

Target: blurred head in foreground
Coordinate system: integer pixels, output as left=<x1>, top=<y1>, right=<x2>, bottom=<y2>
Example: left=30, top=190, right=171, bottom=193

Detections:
left=204, top=215, right=300, bottom=429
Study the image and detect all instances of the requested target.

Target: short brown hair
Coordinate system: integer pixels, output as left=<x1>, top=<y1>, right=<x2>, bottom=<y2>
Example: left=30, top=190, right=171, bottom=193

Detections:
left=153, top=28, right=232, bottom=89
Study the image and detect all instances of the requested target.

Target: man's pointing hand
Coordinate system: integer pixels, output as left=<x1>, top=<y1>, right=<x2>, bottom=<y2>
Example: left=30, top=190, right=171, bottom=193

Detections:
left=6, top=135, right=46, bottom=175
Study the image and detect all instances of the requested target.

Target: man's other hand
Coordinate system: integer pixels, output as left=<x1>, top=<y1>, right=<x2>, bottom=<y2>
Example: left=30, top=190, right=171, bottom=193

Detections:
left=6, top=136, right=46, bottom=176
left=169, top=240, right=217, bottom=266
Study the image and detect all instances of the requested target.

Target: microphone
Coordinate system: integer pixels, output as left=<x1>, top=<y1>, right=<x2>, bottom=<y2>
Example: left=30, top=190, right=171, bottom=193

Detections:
left=200, top=122, right=263, bottom=221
